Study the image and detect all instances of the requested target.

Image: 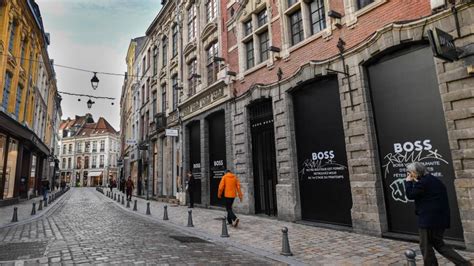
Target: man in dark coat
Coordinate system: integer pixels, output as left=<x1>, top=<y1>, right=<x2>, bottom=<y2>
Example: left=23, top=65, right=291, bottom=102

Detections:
left=405, top=162, right=470, bottom=265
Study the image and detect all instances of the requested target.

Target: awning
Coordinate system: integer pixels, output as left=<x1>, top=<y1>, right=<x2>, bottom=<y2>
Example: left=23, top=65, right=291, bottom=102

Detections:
left=88, top=171, right=103, bottom=177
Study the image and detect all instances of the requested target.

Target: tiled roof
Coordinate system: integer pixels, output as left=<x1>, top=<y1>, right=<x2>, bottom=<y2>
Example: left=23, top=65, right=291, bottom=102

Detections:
left=60, top=114, right=117, bottom=137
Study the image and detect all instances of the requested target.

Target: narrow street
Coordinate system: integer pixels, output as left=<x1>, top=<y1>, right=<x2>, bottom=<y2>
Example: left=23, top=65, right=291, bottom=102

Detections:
left=0, top=188, right=276, bottom=265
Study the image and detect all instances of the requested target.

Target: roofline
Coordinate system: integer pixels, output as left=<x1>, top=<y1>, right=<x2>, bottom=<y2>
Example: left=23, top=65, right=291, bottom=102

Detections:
left=145, top=1, right=175, bottom=36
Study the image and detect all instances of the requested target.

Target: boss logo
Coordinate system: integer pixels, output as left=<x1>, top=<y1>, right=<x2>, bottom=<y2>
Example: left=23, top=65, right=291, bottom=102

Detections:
left=312, top=151, right=335, bottom=160
left=193, top=163, right=201, bottom=169
left=394, top=140, right=432, bottom=153
left=213, top=160, right=224, bottom=167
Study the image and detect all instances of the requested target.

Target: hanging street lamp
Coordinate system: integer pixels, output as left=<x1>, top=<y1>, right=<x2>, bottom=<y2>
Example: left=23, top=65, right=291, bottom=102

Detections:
left=87, top=99, right=95, bottom=109
left=91, top=72, right=99, bottom=90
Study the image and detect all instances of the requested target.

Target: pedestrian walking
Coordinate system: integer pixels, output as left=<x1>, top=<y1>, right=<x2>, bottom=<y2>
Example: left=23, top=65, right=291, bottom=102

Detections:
left=405, top=162, right=471, bottom=266
left=126, top=176, right=134, bottom=201
left=186, top=171, right=195, bottom=208
left=60, top=180, right=66, bottom=191
left=218, top=169, right=243, bottom=227
left=109, top=178, right=116, bottom=193
left=41, top=178, right=50, bottom=202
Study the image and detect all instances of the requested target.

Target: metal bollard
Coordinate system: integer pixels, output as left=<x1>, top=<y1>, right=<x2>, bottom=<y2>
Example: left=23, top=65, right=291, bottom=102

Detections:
left=126, top=199, right=130, bottom=208
left=31, top=202, right=36, bottom=215
left=280, top=227, right=293, bottom=256
left=221, top=217, right=229, bottom=237
left=146, top=202, right=151, bottom=215
left=117, top=194, right=121, bottom=203
left=405, top=249, right=416, bottom=266
left=187, top=210, right=194, bottom=227
left=133, top=200, right=137, bottom=211
left=163, top=205, right=169, bottom=220
left=38, top=200, right=43, bottom=211
left=48, top=195, right=52, bottom=204
left=121, top=195, right=125, bottom=205
left=44, top=197, right=48, bottom=207
left=11, top=207, right=18, bottom=222
left=114, top=193, right=116, bottom=201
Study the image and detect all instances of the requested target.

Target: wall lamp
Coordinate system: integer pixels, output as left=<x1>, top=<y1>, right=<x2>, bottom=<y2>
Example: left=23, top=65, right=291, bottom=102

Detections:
left=328, top=10, right=343, bottom=29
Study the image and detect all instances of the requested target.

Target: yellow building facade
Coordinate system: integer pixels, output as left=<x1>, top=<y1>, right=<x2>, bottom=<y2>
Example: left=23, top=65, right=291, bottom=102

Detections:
left=0, top=0, right=60, bottom=202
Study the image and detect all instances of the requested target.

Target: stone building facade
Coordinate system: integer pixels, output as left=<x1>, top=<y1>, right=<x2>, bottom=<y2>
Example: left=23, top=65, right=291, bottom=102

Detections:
left=120, top=0, right=474, bottom=248
left=59, top=114, right=120, bottom=187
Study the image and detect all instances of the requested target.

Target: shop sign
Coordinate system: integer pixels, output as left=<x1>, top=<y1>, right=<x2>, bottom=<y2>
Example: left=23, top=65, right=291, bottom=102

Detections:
left=428, top=28, right=458, bottom=62
left=165, top=129, right=178, bottom=137
left=126, top=139, right=136, bottom=145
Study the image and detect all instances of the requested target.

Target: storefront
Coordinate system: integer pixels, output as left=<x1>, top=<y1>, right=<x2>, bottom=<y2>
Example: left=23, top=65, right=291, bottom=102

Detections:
left=207, top=111, right=226, bottom=207
left=292, top=77, right=352, bottom=226
left=366, top=45, right=463, bottom=240
left=0, top=112, right=49, bottom=203
left=187, top=121, right=202, bottom=204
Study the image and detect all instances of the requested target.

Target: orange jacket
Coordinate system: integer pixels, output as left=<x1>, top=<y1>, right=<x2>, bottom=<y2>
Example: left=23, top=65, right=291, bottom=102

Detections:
left=218, top=172, right=243, bottom=199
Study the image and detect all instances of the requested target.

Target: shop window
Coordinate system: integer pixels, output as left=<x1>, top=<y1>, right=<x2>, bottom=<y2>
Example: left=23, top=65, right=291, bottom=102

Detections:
left=4, top=138, right=18, bottom=199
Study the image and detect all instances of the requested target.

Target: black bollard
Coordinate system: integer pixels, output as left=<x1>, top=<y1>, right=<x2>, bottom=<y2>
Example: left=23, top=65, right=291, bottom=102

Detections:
left=121, top=195, right=125, bottom=205
left=126, top=199, right=130, bottom=208
left=133, top=200, right=137, bottom=211
left=11, top=207, right=18, bottom=222
left=114, top=193, right=116, bottom=201
left=187, top=210, right=194, bottom=227
left=31, top=202, right=36, bottom=215
left=405, top=249, right=416, bottom=266
left=146, top=202, right=151, bottom=215
left=280, top=227, right=293, bottom=256
left=48, top=195, right=51, bottom=204
left=44, top=197, right=48, bottom=207
left=163, top=205, right=169, bottom=220
left=221, top=217, right=229, bottom=237
left=38, top=200, right=43, bottom=211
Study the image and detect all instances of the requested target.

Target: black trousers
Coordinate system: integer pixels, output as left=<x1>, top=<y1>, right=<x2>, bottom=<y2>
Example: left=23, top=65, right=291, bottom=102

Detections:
left=225, top=197, right=237, bottom=224
left=419, top=228, right=470, bottom=266
left=188, top=190, right=194, bottom=208
left=126, top=189, right=132, bottom=201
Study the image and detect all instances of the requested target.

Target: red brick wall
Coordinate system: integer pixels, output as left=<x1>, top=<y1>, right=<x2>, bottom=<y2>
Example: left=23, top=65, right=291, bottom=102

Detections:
left=224, top=0, right=431, bottom=96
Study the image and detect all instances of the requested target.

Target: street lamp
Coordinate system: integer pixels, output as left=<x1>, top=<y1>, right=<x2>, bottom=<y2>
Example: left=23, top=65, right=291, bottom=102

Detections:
left=91, top=72, right=99, bottom=90
left=87, top=99, right=95, bottom=109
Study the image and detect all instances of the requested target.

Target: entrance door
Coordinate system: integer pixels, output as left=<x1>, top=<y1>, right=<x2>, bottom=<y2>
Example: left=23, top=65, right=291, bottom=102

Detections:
left=188, top=122, right=201, bottom=204
left=368, top=45, right=463, bottom=240
left=249, top=100, right=278, bottom=216
left=293, top=77, right=352, bottom=226
left=208, top=112, right=226, bottom=206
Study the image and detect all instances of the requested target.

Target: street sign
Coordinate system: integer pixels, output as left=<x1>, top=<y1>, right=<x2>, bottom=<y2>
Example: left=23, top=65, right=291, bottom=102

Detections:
left=165, top=129, right=179, bottom=137
left=126, top=139, right=137, bottom=145
left=428, top=28, right=458, bottom=62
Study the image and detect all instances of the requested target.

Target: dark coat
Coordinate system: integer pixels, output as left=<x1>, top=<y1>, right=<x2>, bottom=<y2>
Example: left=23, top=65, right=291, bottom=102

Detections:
left=405, top=174, right=450, bottom=229
left=187, top=174, right=195, bottom=192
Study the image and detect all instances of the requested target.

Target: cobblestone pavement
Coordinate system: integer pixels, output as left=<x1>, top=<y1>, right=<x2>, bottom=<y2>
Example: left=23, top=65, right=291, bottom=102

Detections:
left=0, top=188, right=277, bottom=265
left=107, top=190, right=474, bottom=266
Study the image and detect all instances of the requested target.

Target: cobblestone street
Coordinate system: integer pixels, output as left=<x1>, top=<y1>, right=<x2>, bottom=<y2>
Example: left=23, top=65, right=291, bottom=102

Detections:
left=0, top=188, right=277, bottom=265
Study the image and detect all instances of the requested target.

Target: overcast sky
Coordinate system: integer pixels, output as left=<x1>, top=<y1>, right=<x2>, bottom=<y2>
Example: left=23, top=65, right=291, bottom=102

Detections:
left=37, top=0, right=161, bottom=130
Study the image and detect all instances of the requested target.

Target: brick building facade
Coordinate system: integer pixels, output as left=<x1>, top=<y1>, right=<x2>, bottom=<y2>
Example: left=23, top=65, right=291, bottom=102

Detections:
left=120, top=0, right=474, bottom=248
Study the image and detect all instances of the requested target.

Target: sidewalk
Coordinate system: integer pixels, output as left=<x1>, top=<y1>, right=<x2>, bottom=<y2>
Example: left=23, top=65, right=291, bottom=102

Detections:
left=102, top=190, right=474, bottom=265
left=0, top=188, right=68, bottom=228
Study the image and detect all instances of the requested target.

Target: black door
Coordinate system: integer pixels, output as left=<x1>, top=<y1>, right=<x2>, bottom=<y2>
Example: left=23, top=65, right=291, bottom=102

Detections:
left=368, top=45, right=463, bottom=240
left=208, top=112, right=226, bottom=206
left=249, top=100, right=278, bottom=216
left=293, top=77, right=352, bottom=226
left=188, top=122, right=201, bottom=204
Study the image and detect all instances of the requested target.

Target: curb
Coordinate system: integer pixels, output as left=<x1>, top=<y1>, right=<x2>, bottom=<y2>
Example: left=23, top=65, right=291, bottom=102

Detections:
left=0, top=189, right=71, bottom=230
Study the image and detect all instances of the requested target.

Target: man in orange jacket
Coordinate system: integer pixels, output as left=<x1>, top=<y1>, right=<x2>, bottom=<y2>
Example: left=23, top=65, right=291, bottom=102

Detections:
left=218, top=169, right=243, bottom=227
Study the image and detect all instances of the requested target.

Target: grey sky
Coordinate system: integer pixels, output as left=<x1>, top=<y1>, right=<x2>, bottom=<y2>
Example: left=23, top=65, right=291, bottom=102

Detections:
left=37, top=0, right=161, bottom=130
